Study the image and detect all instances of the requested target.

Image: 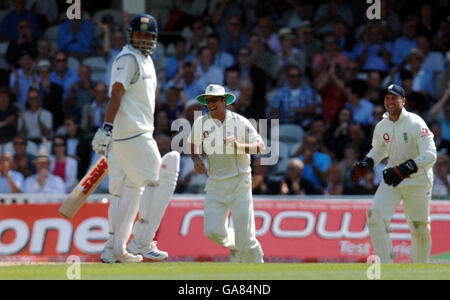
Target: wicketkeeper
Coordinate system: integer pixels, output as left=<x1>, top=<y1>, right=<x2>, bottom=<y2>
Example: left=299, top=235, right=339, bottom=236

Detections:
left=351, top=84, right=437, bottom=263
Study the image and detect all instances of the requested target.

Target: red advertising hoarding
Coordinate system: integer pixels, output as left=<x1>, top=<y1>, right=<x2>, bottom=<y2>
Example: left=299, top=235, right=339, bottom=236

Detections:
left=1, top=199, right=450, bottom=262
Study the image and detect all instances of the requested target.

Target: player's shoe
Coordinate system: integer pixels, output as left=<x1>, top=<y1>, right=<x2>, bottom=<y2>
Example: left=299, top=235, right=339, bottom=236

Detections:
left=100, top=247, right=117, bottom=263
left=115, top=252, right=143, bottom=263
left=230, top=249, right=240, bottom=263
left=127, top=239, right=168, bottom=261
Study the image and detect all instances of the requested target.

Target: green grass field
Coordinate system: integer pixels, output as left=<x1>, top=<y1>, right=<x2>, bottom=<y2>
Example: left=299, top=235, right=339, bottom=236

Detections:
left=1, top=262, right=450, bottom=280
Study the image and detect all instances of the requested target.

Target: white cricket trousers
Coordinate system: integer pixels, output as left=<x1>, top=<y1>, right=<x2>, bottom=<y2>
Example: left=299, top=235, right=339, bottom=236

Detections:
left=204, top=172, right=263, bottom=263
left=368, top=173, right=433, bottom=263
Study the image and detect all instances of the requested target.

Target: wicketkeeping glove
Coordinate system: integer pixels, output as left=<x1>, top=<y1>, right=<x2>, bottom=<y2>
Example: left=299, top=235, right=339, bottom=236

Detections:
left=92, top=122, right=113, bottom=156
left=383, top=159, right=418, bottom=187
left=350, top=157, right=374, bottom=183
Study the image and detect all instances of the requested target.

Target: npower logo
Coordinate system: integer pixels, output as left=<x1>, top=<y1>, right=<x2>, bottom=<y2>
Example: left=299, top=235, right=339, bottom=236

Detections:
left=180, top=210, right=450, bottom=240
left=0, top=217, right=109, bottom=255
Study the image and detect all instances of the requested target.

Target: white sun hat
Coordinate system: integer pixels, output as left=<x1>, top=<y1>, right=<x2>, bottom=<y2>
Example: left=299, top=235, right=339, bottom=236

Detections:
left=195, top=84, right=236, bottom=106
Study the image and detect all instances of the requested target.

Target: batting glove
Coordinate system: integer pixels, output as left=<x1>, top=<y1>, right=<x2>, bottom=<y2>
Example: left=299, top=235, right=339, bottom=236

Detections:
left=350, top=157, right=374, bottom=183
left=383, top=159, right=418, bottom=187
left=92, top=122, right=113, bottom=156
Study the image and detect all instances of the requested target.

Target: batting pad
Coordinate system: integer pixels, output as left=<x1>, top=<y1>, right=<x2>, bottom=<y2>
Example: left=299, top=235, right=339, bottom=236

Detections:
left=367, top=210, right=393, bottom=263
left=132, top=151, right=180, bottom=249
left=409, top=221, right=431, bottom=263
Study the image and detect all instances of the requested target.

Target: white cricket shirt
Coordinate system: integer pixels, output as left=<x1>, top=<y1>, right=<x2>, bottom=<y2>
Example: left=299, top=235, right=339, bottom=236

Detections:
left=188, top=110, right=262, bottom=180
left=367, top=108, right=437, bottom=181
left=109, top=45, right=157, bottom=140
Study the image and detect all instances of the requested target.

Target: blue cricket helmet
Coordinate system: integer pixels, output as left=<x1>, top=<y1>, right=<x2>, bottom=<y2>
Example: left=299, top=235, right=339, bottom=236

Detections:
left=127, top=14, right=158, bottom=56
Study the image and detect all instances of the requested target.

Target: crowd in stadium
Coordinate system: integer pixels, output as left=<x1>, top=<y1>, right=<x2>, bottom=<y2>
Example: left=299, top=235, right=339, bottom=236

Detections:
left=0, top=0, right=449, bottom=197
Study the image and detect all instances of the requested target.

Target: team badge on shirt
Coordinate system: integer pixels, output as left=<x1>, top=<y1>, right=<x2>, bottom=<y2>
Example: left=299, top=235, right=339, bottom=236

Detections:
left=383, top=133, right=390, bottom=142
left=203, top=131, right=209, bottom=139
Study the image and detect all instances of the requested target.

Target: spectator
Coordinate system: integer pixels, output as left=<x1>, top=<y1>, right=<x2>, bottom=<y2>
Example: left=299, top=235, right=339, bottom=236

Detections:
left=97, top=20, right=126, bottom=89
left=164, top=60, right=203, bottom=102
left=324, top=106, right=353, bottom=160
left=207, top=33, right=235, bottom=74
left=333, top=19, right=355, bottom=59
left=432, top=153, right=449, bottom=197
left=11, top=134, right=35, bottom=178
left=71, top=64, right=94, bottom=114
left=274, top=27, right=306, bottom=87
left=224, top=66, right=241, bottom=100
left=369, top=104, right=385, bottom=136
left=36, top=38, right=54, bottom=63
left=0, top=151, right=23, bottom=193
left=379, top=0, right=402, bottom=39
left=221, top=15, right=249, bottom=58
left=58, top=18, right=95, bottom=58
left=24, top=148, right=65, bottom=193
left=313, top=33, right=348, bottom=124
left=178, top=153, right=207, bottom=194
left=281, top=0, right=314, bottom=28
left=182, top=99, right=203, bottom=125
left=296, top=20, right=323, bottom=73
left=232, top=79, right=265, bottom=120
left=247, top=33, right=278, bottom=84
left=352, top=24, right=393, bottom=73
left=36, top=59, right=64, bottom=131
left=344, top=79, right=374, bottom=127
left=185, top=18, right=210, bottom=55
left=48, top=135, right=78, bottom=193
left=324, top=162, right=344, bottom=195
left=256, top=16, right=281, bottom=55
left=58, top=115, right=92, bottom=180
left=365, top=71, right=384, bottom=105
left=196, top=46, right=224, bottom=90
left=430, top=122, right=449, bottom=155
left=269, top=65, right=319, bottom=128
left=155, top=133, right=171, bottom=157
left=309, top=117, right=330, bottom=156
left=280, top=158, right=317, bottom=195
left=232, top=46, right=267, bottom=107
left=415, top=34, right=445, bottom=74
left=347, top=123, right=371, bottom=160
left=293, top=134, right=331, bottom=192
left=153, top=110, right=172, bottom=137
left=416, top=2, right=439, bottom=37
left=313, top=0, right=354, bottom=37
left=162, top=86, right=184, bottom=123
left=81, top=82, right=108, bottom=133
left=50, top=51, right=79, bottom=105
left=0, top=88, right=19, bottom=144
left=26, top=0, right=58, bottom=29
left=209, top=0, right=245, bottom=37
left=17, top=87, right=53, bottom=144
left=0, top=0, right=40, bottom=41
left=400, top=70, right=430, bottom=118
left=165, top=36, right=195, bottom=82
left=339, top=143, right=359, bottom=193
left=429, top=85, right=450, bottom=144
left=384, top=48, right=437, bottom=99
left=342, top=60, right=359, bottom=85
left=5, top=18, right=37, bottom=67
left=252, top=157, right=279, bottom=195
left=391, top=16, right=418, bottom=67
left=9, top=50, right=39, bottom=111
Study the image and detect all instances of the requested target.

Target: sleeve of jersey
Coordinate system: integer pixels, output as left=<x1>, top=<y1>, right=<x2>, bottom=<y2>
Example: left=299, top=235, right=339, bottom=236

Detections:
left=243, top=117, right=262, bottom=143
left=366, top=124, right=388, bottom=165
left=413, top=121, right=437, bottom=168
left=110, top=55, right=138, bottom=91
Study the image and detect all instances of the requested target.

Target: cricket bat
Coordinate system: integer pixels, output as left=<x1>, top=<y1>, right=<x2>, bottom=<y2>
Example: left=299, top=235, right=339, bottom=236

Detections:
left=58, top=156, right=108, bottom=219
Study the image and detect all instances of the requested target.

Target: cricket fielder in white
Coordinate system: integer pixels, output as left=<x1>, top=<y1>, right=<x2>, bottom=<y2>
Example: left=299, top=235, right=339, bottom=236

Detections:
left=92, top=14, right=180, bottom=263
left=351, top=84, right=436, bottom=263
left=188, top=84, right=265, bottom=263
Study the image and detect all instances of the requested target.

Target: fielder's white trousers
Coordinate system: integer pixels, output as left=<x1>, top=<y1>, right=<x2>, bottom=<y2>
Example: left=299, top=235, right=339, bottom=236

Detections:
left=204, top=172, right=263, bottom=263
